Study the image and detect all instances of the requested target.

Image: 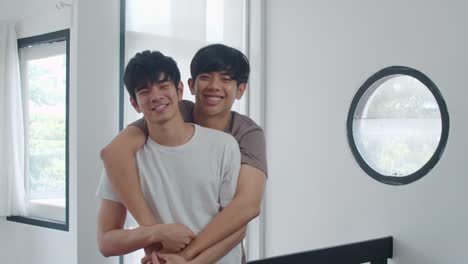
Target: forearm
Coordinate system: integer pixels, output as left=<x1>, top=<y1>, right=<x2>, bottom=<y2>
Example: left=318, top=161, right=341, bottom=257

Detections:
left=190, top=226, right=246, bottom=264
left=182, top=165, right=266, bottom=259
left=101, top=127, right=157, bottom=226
left=103, top=155, right=156, bottom=226
left=99, top=225, right=158, bottom=257
left=181, top=198, right=257, bottom=260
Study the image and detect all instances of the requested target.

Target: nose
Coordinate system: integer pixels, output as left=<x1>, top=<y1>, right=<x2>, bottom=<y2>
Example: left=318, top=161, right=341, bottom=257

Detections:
left=150, top=93, right=164, bottom=103
left=207, top=76, right=221, bottom=91
left=149, top=86, right=164, bottom=103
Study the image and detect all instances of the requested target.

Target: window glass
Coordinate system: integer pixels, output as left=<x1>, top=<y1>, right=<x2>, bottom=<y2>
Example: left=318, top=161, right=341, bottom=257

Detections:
left=17, top=36, right=68, bottom=225
left=123, top=0, right=247, bottom=126
left=348, top=67, right=449, bottom=185
left=122, top=0, right=247, bottom=262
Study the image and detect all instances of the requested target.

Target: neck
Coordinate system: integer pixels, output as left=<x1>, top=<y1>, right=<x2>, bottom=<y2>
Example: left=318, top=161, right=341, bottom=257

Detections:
left=147, top=115, right=194, bottom=146
left=193, top=107, right=231, bottom=131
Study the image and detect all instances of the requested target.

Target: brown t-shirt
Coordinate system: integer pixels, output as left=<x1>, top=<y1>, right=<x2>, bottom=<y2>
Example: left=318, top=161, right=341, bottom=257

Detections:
left=130, top=100, right=268, bottom=176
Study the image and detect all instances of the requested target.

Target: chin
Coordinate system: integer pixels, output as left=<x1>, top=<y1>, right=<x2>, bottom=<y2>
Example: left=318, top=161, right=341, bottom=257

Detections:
left=147, top=116, right=167, bottom=124
left=203, top=104, right=224, bottom=112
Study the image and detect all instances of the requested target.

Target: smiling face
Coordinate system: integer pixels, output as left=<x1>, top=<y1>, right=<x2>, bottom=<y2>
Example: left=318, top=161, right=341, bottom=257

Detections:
left=188, top=71, right=246, bottom=118
left=124, top=51, right=183, bottom=125
left=131, top=75, right=183, bottom=125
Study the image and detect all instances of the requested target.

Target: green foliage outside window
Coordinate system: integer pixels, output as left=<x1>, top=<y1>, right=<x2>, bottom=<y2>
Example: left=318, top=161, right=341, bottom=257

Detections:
left=26, top=55, right=66, bottom=198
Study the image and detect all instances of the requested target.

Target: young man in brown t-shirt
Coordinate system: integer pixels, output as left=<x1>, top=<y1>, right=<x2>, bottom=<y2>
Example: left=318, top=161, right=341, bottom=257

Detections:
left=101, top=44, right=267, bottom=263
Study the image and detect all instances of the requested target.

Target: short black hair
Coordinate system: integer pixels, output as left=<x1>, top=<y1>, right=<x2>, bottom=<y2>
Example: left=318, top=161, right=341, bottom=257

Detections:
left=190, top=44, right=250, bottom=85
left=124, top=50, right=181, bottom=102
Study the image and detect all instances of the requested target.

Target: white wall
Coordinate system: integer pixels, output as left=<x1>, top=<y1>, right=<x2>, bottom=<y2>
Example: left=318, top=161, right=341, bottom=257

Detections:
left=3, top=0, right=468, bottom=263
left=75, top=0, right=120, bottom=263
left=0, top=0, right=121, bottom=263
left=264, top=1, right=468, bottom=263
left=0, top=0, right=76, bottom=263
left=0, top=0, right=70, bottom=38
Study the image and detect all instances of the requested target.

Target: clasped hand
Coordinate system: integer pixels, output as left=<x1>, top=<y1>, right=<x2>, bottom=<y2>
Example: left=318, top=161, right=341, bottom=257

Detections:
left=143, top=223, right=195, bottom=264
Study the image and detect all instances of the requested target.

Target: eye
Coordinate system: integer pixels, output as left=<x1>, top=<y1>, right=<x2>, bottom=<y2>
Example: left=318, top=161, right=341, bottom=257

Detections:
left=137, top=89, right=149, bottom=95
left=159, top=81, right=172, bottom=89
left=221, top=74, right=233, bottom=82
left=198, top=74, right=210, bottom=81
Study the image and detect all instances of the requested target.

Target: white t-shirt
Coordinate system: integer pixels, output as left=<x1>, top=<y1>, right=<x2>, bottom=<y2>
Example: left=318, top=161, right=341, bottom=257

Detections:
left=97, top=124, right=241, bottom=263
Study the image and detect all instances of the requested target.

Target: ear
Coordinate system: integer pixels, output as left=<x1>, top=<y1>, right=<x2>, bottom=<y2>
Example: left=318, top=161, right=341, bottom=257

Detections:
left=130, top=97, right=142, bottom=113
left=188, top=78, right=195, bottom=95
left=236, top=83, right=247, bottom=99
left=177, top=81, right=184, bottom=100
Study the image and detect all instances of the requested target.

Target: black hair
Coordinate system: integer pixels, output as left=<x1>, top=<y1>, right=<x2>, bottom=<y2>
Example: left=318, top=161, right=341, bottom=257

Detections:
left=190, top=44, right=250, bottom=85
left=124, top=50, right=181, bottom=102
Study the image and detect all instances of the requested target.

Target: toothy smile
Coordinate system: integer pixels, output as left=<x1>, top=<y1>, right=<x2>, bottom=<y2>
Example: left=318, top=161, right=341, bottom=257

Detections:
left=205, top=95, right=224, bottom=105
left=152, top=104, right=169, bottom=112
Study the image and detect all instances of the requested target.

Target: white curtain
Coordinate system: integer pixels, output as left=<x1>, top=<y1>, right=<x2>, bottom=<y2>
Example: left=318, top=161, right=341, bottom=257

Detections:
left=0, top=22, right=29, bottom=216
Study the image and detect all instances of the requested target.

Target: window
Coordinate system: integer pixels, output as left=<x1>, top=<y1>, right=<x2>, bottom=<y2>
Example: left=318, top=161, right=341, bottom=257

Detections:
left=7, top=29, right=70, bottom=231
left=120, top=0, right=249, bottom=262
left=120, top=0, right=248, bottom=129
left=347, top=66, right=449, bottom=185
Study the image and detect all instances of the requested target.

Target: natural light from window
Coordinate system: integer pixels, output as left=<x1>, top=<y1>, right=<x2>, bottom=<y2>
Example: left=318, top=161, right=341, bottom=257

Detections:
left=353, top=74, right=442, bottom=177
left=123, top=0, right=247, bottom=262
left=20, top=41, right=67, bottom=222
left=124, top=0, right=247, bottom=127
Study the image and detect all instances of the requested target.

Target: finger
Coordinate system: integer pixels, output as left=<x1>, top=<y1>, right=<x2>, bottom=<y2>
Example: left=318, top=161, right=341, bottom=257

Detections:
left=141, top=255, right=152, bottom=264
left=152, top=251, right=161, bottom=264
left=168, top=246, right=180, bottom=252
left=159, top=247, right=172, bottom=254
left=157, top=252, right=169, bottom=260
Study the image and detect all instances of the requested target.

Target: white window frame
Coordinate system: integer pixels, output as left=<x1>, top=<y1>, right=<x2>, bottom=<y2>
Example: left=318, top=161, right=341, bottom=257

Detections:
left=119, top=0, right=267, bottom=261
left=244, top=0, right=267, bottom=261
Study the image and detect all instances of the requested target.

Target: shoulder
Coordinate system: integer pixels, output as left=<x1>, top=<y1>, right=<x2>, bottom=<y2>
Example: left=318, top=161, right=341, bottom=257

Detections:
left=230, top=112, right=264, bottom=136
left=231, top=112, right=263, bottom=130
left=197, top=125, right=238, bottom=146
left=179, top=100, right=195, bottom=122
left=196, top=126, right=239, bottom=158
left=180, top=100, right=195, bottom=112
left=229, top=112, right=265, bottom=143
left=135, top=141, right=154, bottom=162
left=228, top=113, right=268, bottom=175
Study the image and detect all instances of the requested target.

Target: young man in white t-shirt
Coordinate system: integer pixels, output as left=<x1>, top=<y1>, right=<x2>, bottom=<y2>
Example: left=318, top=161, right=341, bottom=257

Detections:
left=96, top=50, right=244, bottom=263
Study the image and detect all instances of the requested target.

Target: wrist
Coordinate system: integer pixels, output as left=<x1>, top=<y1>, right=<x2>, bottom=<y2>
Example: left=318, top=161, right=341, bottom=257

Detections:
left=140, top=218, right=158, bottom=227
left=185, top=255, right=199, bottom=264
left=147, top=224, right=163, bottom=244
left=181, top=247, right=196, bottom=261
left=187, top=259, right=198, bottom=264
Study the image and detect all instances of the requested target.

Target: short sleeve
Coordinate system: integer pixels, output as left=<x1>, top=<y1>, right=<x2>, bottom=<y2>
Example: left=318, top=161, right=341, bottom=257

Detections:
left=239, top=129, right=268, bottom=176
left=179, top=100, right=195, bottom=122
left=129, top=118, right=149, bottom=136
left=219, top=139, right=241, bottom=208
left=96, top=169, right=122, bottom=203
